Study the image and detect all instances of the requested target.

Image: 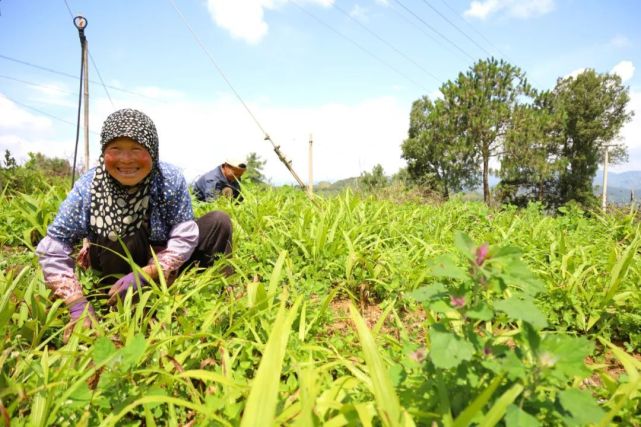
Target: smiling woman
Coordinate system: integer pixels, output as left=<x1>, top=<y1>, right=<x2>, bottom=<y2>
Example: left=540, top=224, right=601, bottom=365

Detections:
left=103, top=137, right=153, bottom=186
left=36, top=108, right=235, bottom=342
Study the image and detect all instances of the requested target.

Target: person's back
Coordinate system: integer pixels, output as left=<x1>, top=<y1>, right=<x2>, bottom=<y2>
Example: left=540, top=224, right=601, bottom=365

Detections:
left=193, top=160, right=246, bottom=202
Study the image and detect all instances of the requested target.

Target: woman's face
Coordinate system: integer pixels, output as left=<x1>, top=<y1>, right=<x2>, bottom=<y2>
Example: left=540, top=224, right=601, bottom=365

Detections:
left=104, top=137, right=153, bottom=186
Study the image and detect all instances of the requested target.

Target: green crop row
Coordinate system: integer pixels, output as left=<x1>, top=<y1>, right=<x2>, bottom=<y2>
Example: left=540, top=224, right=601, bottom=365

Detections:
left=1, top=184, right=640, bottom=425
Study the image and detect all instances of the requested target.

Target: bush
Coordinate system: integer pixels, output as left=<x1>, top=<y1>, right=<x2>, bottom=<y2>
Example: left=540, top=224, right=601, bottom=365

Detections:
left=0, top=150, right=71, bottom=195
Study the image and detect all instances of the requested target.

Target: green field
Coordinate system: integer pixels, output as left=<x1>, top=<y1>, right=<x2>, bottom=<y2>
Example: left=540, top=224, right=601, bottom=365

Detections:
left=1, top=184, right=641, bottom=426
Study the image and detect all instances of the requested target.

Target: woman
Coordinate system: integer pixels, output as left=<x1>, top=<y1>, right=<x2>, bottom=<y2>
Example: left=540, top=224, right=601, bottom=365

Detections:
left=37, top=108, right=232, bottom=336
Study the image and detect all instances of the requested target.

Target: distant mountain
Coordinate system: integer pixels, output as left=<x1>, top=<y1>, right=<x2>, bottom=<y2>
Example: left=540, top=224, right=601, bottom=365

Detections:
left=593, top=170, right=641, bottom=190
left=313, top=171, right=641, bottom=203
left=593, top=171, right=641, bottom=204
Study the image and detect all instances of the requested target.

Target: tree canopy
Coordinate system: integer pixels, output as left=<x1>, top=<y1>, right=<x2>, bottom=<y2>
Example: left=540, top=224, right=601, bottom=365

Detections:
left=403, top=59, right=633, bottom=208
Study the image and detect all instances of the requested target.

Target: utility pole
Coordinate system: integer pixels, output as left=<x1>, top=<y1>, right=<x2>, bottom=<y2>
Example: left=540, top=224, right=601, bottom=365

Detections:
left=601, top=144, right=614, bottom=212
left=308, top=134, right=313, bottom=195
left=83, top=39, right=90, bottom=171
left=71, top=15, right=88, bottom=188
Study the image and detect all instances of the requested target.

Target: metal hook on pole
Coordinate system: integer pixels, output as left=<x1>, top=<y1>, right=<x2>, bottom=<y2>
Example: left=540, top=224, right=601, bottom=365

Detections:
left=70, top=15, right=87, bottom=189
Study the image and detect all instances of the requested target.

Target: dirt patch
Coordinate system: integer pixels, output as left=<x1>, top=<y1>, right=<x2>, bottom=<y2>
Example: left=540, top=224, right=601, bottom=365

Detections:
left=326, top=298, right=426, bottom=341
left=584, top=350, right=641, bottom=389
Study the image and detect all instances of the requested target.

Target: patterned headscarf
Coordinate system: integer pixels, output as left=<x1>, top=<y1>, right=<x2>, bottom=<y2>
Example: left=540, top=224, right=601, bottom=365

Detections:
left=90, top=109, right=159, bottom=241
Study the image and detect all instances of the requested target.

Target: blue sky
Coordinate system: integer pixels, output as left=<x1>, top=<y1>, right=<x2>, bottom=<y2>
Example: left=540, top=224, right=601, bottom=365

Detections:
left=1, top=0, right=640, bottom=184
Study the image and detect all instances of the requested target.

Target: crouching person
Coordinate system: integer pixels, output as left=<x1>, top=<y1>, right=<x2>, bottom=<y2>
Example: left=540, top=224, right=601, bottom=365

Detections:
left=36, top=108, right=232, bottom=341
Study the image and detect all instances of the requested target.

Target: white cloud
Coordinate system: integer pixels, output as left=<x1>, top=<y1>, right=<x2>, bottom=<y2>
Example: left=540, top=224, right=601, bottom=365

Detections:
left=350, top=5, right=368, bottom=21
left=464, top=0, right=555, bottom=20
left=610, top=60, right=635, bottom=83
left=27, top=81, right=75, bottom=108
left=0, top=94, right=52, bottom=133
left=609, top=35, right=632, bottom=49
left=206, top=0, right=334, bottom=44
left=132, top=86, right=186, bottom=100
left=564, top=67, right=586, bottom=80
left=1, top=90, right=409, bottom=184
left=612, top=89, right=641, bottom=171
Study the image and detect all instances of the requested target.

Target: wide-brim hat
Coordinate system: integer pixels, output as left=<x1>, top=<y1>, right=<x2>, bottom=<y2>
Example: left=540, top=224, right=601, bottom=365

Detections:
left=225, top=158, right=247, bottom=169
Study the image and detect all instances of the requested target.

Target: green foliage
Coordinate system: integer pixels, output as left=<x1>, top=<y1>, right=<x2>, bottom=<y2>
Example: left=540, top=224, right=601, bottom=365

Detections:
left=0, top=151, right=71, bottom=195
left=244, top=152, right=267, bottom=185
left=2, top=186, right=641, bottom=424
left=500, top=70, right=632, bottom=208
left=359, top=164, right=388, bottom=192
left=402, top=96, right=478, bottom=198
left=438, top=58, right=532, bottom=203
left=554, top=69, right=633, bottom=206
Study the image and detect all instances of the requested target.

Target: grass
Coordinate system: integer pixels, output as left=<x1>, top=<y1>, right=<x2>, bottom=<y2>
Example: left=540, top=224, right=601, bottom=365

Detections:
left=1, top=184, right=640, bottom=425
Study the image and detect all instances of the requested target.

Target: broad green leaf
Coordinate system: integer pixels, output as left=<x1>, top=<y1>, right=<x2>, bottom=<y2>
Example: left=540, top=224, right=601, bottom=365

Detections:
left=495, top=297, right=547, bottom=329
left=68, top=382, right=93, bottom=408
left=93, top=337, right=117, bottom=364
left=429, top=329, right=475, bottom=369
left=466, top=303, right=493, bottom=321
left=538, top=335, right=592, bottom=379
left=406, top=283, right=447, bottom=303
left=429, top=255, right=469, bottom=281
left=453, top=231, right=476, bottom=260
left=504, top=404, right=539, bottom=427
left=120, top=333, right=147, bottom=370
left=558, top=388, right=605, bottom=426
left=491, top=246, right=522, bottom=259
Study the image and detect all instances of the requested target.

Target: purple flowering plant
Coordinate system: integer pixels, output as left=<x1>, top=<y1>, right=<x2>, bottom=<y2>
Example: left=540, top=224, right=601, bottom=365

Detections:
left=403, top=231, right=601, bottom=425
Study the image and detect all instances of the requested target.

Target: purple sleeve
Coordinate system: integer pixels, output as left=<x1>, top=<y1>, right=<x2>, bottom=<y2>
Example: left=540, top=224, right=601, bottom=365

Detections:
left=36, top=236, right=84, bottom=303
left=151, top=220, right=199, bottom=273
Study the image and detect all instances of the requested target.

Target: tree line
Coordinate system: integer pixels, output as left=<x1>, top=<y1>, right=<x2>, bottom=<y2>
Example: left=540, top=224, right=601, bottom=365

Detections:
left=401, top=58, right=633, bottom=208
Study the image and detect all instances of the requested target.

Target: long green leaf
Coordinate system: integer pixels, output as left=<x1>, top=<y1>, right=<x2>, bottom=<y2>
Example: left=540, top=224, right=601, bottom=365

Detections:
left=349, top=304, right=408, bottom=427
left=240, top=292, right=302, bottom=427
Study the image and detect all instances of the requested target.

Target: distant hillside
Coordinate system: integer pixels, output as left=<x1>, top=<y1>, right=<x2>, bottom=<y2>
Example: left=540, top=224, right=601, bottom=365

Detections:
left=593, top=171, right=641, bottom=204
left=593, top=170, right=641, bottom=189
left=311, top=171, right=641, bottom=203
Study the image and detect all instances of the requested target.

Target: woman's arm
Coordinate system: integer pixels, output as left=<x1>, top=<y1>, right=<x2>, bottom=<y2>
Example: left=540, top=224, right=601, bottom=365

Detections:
left=37, top=171, right=92, bottom=304
left=144, top=220, right=198, bottom=279
left=36, top=236, right=85, bottom=304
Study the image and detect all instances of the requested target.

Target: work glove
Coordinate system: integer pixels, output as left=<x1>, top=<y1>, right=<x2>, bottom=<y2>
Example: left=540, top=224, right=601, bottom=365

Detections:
left=108, top=271, right=148, bottom=305
left=64, top=296, right=97, bottom=343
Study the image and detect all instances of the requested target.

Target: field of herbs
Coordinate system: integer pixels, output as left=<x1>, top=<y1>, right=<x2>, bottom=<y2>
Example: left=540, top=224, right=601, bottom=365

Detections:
left=1, top=183, right=641, bottom=426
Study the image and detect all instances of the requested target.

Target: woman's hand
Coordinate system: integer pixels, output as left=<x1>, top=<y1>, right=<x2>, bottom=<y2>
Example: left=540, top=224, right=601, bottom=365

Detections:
left=76, top=239, right=91, bottom=269
left=64, top=297, right=98, bottom=343
left=108, top=272, right=149, bottom=305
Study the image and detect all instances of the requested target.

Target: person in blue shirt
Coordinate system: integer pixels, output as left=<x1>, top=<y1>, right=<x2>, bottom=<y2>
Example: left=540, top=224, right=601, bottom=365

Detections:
left=36, top=108, right=233, bottom=341
left=193, top=159, right=247, bottom=202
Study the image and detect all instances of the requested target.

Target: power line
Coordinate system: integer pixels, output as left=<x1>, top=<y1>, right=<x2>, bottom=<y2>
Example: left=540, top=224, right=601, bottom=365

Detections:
left=63, top=0, right=116, bottom=108
left=291, top=0, right=430, bottom=93
left=420, top=0, right=494, bottom=58
left=392, top=0, right=476, bottom=62
left=330, top=2, right=442, bottom=85
left=434, top=0, right=544, bottom=89
left=166, top=0, right=268, bottom=137
left=167, top=0, right=308, bottom=190
left=437, top=0, right=506, bottom=58
left=0, top=74, right=76, bottom=96
left=0, top=53, right=169, bottom=103
left=0, top=93, right=98, bottom=135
